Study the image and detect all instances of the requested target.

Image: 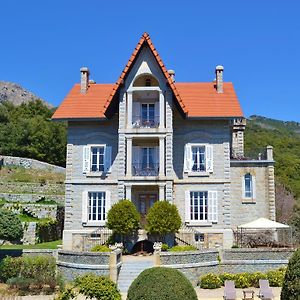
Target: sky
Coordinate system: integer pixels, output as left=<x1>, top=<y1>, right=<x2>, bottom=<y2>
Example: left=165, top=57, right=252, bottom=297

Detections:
left=0, top=0, right=299, bottom=121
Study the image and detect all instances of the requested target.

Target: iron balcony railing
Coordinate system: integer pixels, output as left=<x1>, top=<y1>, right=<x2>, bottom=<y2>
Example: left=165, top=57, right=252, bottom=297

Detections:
left=132, top=163, right=159, bottom=176
left=132, top=116, right=159, bottom=128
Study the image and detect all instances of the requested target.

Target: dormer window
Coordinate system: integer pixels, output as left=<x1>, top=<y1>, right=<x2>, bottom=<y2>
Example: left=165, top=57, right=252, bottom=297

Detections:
left=141, top=103, right=155, bottom=126
left=145, top=78, right=151, bottom=86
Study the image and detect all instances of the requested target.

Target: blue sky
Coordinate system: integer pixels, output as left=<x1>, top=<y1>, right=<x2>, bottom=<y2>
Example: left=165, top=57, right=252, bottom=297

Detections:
left=1, top=1, right=299, bottom=121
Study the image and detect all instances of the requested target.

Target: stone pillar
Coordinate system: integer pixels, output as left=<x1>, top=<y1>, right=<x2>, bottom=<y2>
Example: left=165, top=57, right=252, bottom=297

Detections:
left=65, top=144, right=73, bottom=181
left=127, top=91, right=133, bottom=128
left=159, top=184, right=165, bottom=201
left=268, top=164, right=276, bottom=221
left=80, top=67, right=89, bottom=94
left=159, top=137, right=165, bottom=176
left=159, top=91, right=165, bottom=129
left=125, top=184, right=132, bottom=200
left=126, top=137, right=132, bottom=176
left=165, top=181, right=173, bottom=202
left=231, top=118, right=246, bottom=158
left=215, top=65, right=224, bottom=93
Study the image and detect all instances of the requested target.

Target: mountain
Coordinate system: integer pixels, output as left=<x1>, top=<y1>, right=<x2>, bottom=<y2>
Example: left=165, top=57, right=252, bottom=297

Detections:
left=0, top=81, right=53, bottom=108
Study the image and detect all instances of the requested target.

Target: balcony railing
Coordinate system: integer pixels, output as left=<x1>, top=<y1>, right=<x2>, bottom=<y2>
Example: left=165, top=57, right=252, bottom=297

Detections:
left=132, top=163, right=159, bottom=176
left=132, top=116, right=159, bottom=128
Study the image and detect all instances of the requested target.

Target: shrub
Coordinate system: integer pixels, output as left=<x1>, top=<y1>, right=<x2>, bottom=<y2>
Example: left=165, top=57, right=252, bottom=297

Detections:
left=281, top=249, right=300, bottom=300
left=127, top=267, right=197, bottom=300
left=0, top=256, right=23, bottom=283
left=0, top=209, right=23, bottom=241
left=36, top=218, right=60, bottom=243
left=106, top=200, right=140, bottom=241
left=161, top=243, right=169, bottom=251
left=234, top=273, right=250, bottom=288
left=91, top=245, right=112, bottom=252
left=247, top=272, right=267, bottom=288
left=146, top=201, right=181, bottom=237
left=219, top=273, right=236, bottom=286
left=266, top=269, right=285, bottom=287
left=75, top=273, right=121, bottom=300
left=199, top=273, right=222, bottom=289
left=169, top=245, right=197, bottom=252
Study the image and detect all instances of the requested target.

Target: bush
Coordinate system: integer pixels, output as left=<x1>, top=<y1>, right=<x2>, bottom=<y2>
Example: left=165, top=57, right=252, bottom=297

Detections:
left=75, top=273, right=121, bottom=300
left=161, top=243, right=169, bottom=251
left=219, top=273, right=236, bottom=286
left=127, top=267, right=197, bottom=300
left=91, top=245, right=112, bottom=252
left=0, top=209, right=23, bottom=241
left=36, top=218, right=60, bottom=243
left=168, top=245, right=197, bottom=252
left=247, top=272, right=267, bottom=288
left=146, top=201, right=181, bottom=237
left=281, top=248, right=300, bottom=300
left=106, top=200, right=140, bottom=240
left=0, top=256, right=23, bottom=283
left=199, top=273, right=222, bottom=289
left=234, top=273, right=250, bottom=288
left=266, top=269, right=285, bottom=287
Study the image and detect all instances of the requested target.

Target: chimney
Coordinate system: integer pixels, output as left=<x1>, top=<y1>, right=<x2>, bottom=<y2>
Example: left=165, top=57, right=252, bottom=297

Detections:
left=80, top=67, right=90, bottom=94
left=168, top=69, right=175, bottom=82
left=215, top=65, right=224, bottom=93
left=266, top=145, right=273, bottom=161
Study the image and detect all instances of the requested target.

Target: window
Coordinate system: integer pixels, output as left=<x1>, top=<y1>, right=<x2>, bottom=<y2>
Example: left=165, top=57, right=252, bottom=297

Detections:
left=195, top=233, right=205, bottom=243
left=88, top=192, right=106, bottom=222
left=82, top=145, right=112, bottom=174
left=141, top=103, right=155, bottom=126
left=141, top=147, right=155, bottom=169
left=243, top=173, right=255, bottom=200
left=184, top=144, right=213, bottom=173
left=185, top=190, right=218, bottom=223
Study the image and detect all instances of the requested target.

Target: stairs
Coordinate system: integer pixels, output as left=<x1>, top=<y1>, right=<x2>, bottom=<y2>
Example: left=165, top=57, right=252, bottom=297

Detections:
left=118, top=256, right=154, bottom=293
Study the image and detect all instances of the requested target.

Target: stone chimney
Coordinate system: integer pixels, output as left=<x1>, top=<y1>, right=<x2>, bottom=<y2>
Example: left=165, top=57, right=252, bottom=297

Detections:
left=168, top=69, right=175, bottom=82
left=215, top=65, right=224, bottom=93
left=231, top=118, right=246, bottom=158
left=266, top=145, right=274, bottom=161
left=80, top=67, right=90, bottom=94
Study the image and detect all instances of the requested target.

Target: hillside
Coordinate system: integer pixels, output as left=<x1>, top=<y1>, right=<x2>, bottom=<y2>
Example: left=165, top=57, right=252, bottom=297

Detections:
left=0, top=81, right=53, bottom=108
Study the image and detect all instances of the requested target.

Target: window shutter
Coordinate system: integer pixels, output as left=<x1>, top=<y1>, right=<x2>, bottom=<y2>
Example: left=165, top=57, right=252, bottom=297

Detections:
left=133, top=102, right=140, bottom=126
left=104, top=146, right=112, bottom=173
left=242, top=175, right=246, bottom=198
left=82, top=146, right=90, bottom=174
left=206, top=145, right=214, bottom=173
left=154, top=102, right=160, bottom=126
left=185, top=190, right=191, bottom=223
left=132, top=146, right=140, bottom=164
left=208, top=191, right=218, bottom=223
left=184, top=144, right=192, bottom=172
left=252, top=176, right=256, bottom=199
left=105, top=191, right=111, bottom=222
left=82, top=191, right=88, bottom=224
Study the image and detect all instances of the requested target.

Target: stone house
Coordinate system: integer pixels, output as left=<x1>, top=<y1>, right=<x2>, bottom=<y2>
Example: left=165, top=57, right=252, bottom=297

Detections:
left=52, top=33, right=275, bottom=250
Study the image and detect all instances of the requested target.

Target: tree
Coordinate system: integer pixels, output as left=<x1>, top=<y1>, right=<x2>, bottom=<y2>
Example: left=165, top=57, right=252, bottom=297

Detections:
left=106, top=200, right=140, bottom=242
left=281, top=248, right=300, bottom=300
left=146, top=201, right=181, bottom=240
left=0, top=209, right=23, bottom=242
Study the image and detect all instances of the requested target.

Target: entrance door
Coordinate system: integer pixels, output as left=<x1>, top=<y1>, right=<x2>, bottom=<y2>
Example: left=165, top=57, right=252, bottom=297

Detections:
left=139, top=194, right=157, bottom=226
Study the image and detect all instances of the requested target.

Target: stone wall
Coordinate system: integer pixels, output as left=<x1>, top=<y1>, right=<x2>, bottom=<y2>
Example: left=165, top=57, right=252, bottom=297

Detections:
left=0, top=193, right=64, bottom=205
left=0, top=155, right=65, bottom=173
left=22, top=222, right=36, bottom=245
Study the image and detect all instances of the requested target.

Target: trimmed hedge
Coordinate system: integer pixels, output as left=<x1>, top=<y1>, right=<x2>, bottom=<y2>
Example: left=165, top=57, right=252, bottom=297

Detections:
left=168, top=245, right=197, bottom=252
left=127, top=267, right=197, bottom=300
left=36, top=218, right=60, bottom=243
left=91, top=245, right=112, bottom=252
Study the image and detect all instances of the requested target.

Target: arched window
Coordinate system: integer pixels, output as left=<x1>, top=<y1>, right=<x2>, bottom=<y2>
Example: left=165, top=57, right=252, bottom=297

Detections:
left=244, top=173, right=253, bottom=198
left=133, top=75, right=159, bottom=87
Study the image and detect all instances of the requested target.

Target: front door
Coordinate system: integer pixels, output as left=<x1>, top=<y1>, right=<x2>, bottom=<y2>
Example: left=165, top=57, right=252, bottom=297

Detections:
left=139, top=194, right=157, bottom=227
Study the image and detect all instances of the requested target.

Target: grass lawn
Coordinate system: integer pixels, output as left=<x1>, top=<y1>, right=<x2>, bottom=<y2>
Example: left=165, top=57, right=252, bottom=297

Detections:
left=0, top=240, right=62, bottom=249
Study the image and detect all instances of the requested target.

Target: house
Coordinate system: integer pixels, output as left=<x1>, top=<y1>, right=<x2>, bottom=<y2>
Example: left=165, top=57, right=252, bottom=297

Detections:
left=52, top=33, right=275, bottom=250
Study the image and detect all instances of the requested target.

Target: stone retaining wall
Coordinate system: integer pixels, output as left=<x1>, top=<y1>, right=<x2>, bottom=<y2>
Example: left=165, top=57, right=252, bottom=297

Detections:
left=0, top=193, right=64, bottom=205
left=0, top=155, right=65, bottom=173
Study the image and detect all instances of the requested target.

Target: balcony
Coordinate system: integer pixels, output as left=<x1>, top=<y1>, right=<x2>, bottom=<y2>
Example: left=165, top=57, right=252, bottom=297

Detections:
left=132, top=163, right=159, bottom=176
left=132, top=116, right=159, bottom=128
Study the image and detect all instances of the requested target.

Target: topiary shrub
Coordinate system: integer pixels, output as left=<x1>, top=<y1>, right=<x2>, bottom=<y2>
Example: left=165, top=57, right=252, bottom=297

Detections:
left=199, top=273, right=222, bottom=289
left=146, top=201, right=181, bottom=239
left=0, top=209, right=23, bottom=242
left=168, top=245, right=197, bottom=252
left=127, top=267, right=197, bottom=300
left=281, top=248, right=300, bottom=300
left=75, top=273, right=121, bottom=300
left=106, top=200, right=140, bottom=242
left=91, top=245, right=112, bottom=252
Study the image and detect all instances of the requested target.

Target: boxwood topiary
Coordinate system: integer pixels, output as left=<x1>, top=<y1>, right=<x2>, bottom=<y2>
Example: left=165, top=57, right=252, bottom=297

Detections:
left=281, top=248, right=300, bottom=300
left=127, top=267, right=197, bottom=300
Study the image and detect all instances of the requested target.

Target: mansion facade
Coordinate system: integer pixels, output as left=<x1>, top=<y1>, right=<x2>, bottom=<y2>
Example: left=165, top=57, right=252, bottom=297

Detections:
left=52, top=33, right=275, bottom=250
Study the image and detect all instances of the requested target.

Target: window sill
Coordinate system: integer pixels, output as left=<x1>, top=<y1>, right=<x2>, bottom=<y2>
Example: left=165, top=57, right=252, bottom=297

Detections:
left=82, top=221, right=106, bottom=227
left=186, top=171, right=211, bottom=177
left=242, top=199, right=256, bottom=204
left=186, top=221, right=214, bottom=226
left=85, top=172, right=110, bottom=177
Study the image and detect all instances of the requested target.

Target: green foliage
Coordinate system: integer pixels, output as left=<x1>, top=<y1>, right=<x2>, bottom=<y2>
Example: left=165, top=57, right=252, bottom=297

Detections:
left=0, top=209, right=23, bottom=241
left=146, top=201, right=181, bottom=236
left=75, top=273, right=121, bottom=300
left=0, top=239, right=61, bottom=249
left=91, top=245, right=112, bottom=252
left=281, top=248, right=300, bottom=300
left=199, top=274, right=222, bottom=289
left=36, top=218, right=61, bottom=243
left=127, top=267, right=197, bottom=300
left=168, top=245, right=197, bottom=252
left=106, top=200, right=140, bottom=238
left=234, top=273, right=250, bottom=288
left=0, top=256, right=23, bottom=282
left=266, top=269, right=285, bottom=287
left=161, top=243, right=169, bottom=251
left=247, top=272, right=267, bottom=288
left=219, top=273, right=236, bottom=285
left=0, top=100, right=66, bottom=166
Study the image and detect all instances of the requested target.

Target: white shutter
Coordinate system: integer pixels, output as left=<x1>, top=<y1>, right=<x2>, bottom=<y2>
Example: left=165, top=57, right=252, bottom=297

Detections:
left=104, top=146, right=112, bottom=173
left=208, top=191, right=218, bottom=223
left=252, top=176, right=256, bottom=199
left=133, top=102, right=140, bottom=126
left=154, top=101, right=160, bottom=126
left=184, top=144, right=192, bottom=172
left=206, top=145, right=214, bottom=173
left=82, top=191, right=88, bottom=224
left=242, top=175, right=246, bottom=198
left=185, top=190, right=191, bottom=223
left=105, top=191, right=111, bottom=222
left=82, top=146, right=91, bottom=174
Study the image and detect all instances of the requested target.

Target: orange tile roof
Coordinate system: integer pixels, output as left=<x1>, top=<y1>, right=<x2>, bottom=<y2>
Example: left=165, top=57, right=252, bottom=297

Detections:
left=175, top=82, right=243, bottom=118
left=52, top=32, right=243, bottom=120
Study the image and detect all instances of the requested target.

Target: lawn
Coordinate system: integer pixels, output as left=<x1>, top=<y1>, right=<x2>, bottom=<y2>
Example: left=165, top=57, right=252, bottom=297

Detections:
left=0, top=240, right=62, bottom=249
